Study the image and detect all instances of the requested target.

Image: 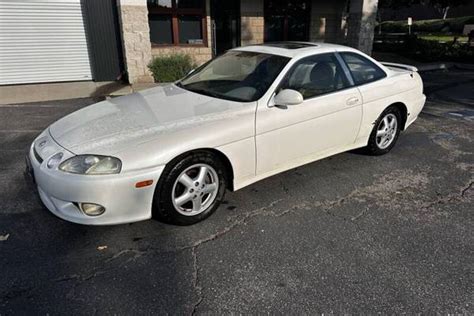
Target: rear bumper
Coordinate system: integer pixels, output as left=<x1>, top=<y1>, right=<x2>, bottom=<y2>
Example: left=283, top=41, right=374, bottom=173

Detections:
left=28, top=138, right=164, bottom=226
left=405, top=94, right=426, bottom=129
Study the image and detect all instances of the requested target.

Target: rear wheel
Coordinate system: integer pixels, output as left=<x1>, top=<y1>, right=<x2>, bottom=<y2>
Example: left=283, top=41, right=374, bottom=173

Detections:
left=365, top=106, right=401, bottom=155
left=153, top=151, right=227, bottom=225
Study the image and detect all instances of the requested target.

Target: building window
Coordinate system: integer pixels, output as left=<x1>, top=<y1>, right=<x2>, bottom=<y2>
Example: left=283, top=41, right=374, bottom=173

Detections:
left=264, top=0, right=311, bottom=42
left=148, top=0, right=207, bottom=46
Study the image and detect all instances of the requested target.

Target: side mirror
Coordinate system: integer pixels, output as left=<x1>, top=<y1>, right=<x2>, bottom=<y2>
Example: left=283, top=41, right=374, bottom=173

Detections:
left=273, top=89, right=304, bottom=107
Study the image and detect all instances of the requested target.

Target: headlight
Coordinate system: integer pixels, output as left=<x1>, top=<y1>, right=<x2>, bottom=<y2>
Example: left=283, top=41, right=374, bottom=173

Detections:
left=59, top=155, right=122, bottom=175
left=47, top=152, right=63, bottom=169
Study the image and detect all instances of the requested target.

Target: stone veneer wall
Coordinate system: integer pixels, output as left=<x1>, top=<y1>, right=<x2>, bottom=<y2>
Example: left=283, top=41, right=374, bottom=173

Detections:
left=117, top=0, right=379, bottom=83
left=117, top=0, right=154, bottom=84
left=150, top=0, right=212, bottom=66
left=241, top=0, right=264, bottom=45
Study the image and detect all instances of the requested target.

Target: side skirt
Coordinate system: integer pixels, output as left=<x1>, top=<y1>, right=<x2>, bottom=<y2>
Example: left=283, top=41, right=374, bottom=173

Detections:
left=233, top=138, right=369, bottom=191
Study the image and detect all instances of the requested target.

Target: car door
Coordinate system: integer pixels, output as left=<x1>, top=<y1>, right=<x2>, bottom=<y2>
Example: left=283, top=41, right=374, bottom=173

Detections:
left=255, top=53, right=363, bottom=175
left=338, top=51, right=392, bottom=141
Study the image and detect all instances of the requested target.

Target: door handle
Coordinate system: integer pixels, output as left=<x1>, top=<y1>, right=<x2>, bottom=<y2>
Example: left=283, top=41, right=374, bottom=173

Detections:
left=346, top=97, right=360, bottom=106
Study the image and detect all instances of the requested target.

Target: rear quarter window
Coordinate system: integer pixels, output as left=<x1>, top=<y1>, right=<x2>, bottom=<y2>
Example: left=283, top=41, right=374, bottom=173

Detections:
left=340, top=52, right=386, bottom=85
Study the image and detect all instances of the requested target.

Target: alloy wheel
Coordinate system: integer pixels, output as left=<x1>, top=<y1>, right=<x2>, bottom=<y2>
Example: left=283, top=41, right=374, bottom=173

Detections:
left=172, top=164, right=219, bottom=216
left=376, top=113, right=398, bottom=150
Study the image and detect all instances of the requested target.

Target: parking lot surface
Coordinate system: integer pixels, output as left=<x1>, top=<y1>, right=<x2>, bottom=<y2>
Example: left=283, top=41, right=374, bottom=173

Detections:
left=0, top=69, right=473, bottom=314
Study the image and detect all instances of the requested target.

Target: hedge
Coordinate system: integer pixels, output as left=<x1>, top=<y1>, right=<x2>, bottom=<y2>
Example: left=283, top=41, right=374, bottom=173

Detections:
left=148, top=54, right=197, bottom=83
left=378, top=16, right=474, bottom=34
left=374, top=35, right=474, bottom=63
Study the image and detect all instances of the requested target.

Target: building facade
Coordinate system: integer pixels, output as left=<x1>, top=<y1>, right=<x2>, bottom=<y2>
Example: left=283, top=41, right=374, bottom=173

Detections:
left=121, top=0, right=379, bottom=84
left=0, top=0, right=379, bottom=88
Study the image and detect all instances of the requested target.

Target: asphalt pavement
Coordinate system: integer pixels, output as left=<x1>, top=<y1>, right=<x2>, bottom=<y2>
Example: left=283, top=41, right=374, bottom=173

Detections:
left=0, top=68, right=473, bottom=314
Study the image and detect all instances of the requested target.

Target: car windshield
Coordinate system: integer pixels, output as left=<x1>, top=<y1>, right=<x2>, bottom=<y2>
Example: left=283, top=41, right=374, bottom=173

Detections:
left=177, top=51, right=290, bottom=102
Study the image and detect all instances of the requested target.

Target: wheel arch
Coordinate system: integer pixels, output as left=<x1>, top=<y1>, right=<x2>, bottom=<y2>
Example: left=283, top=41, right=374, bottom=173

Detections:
left=388, top=102, right=408, bottom=130
left=164, top=148, right=235, bottom=191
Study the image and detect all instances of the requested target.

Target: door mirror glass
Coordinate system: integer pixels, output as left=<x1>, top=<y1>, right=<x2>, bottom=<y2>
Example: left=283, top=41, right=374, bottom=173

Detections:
left=274, top=89, right=304, bottom=106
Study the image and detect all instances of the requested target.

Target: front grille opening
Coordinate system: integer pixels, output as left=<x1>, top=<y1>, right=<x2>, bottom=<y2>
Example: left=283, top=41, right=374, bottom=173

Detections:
left=33, top=147, right=43, bottom=163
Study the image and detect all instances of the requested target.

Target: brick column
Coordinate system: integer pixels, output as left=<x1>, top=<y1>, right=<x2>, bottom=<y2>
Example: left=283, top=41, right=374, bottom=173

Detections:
left=241, top=0, right=264, bottom=45
left=346, top=0, right=378, bottom=55
left=117, top=0, right=154, bottom=84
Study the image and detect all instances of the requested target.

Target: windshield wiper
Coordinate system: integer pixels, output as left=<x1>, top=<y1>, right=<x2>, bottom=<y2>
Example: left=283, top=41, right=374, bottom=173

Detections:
left=185, top=87, right=223, bottom=99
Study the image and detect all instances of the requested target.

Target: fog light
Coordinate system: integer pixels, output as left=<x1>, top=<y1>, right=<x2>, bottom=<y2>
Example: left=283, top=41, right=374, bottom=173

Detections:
left=79, top=203, right=105, bottom=216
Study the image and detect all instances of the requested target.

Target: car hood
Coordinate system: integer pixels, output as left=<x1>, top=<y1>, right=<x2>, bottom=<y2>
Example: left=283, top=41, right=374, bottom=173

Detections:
left=49, top=85, right=248, bottom=155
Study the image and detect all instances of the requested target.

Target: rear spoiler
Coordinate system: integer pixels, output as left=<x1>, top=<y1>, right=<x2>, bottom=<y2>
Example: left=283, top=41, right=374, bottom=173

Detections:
left=380, top=62, right=418, bottom=72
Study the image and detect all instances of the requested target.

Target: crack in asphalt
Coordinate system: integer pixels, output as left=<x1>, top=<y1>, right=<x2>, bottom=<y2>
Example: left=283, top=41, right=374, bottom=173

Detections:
left=3, top=176, right=472, bottom=309
left=2, top=179, right=472, bottom=310
left=182, top=174, right=473, bottom=312
left=421, top=180, right=473, bottom=210
left=182, top=199, right=284, bottom=252
left=272, top=176, right=473, bottom=220
left=184, top=199, right=283, bottom=315
left=54, top=271, right=106, bottom=283
left=190, top=246, right=203, bottom=316
left=1, top=247, right=152, bottom=304
left=351, top=207, right=370, bottom=221
left=105, top=248, right=146, bottom=263
left=461, top=182, right=473, bottom=197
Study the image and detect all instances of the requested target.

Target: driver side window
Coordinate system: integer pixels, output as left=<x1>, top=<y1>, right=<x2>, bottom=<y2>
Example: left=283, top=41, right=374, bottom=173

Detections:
left=281, top=53, right=350, bottom=99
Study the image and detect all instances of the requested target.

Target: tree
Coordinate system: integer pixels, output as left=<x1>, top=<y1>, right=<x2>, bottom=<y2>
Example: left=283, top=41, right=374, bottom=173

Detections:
left=378, top=0, right=469, bottom=20
left=422, top=0, right=469, bottom=19
left=377, top=0, right=419, bottom=34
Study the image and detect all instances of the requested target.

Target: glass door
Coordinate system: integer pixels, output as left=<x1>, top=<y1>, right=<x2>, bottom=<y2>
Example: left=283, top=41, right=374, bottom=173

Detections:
left=211, top=0, right=241, bottom=56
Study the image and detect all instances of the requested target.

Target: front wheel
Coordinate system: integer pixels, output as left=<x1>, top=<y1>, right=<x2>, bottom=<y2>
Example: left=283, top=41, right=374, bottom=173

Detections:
left=365, top=107, right=402, bottom=155
left=152, top=151, right=227, bottom=225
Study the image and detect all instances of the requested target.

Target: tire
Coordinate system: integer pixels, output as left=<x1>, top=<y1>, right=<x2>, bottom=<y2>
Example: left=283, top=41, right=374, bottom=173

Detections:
left=365, top=106, right=402, bottom=156
left=152, top=151, right=227, bottom=225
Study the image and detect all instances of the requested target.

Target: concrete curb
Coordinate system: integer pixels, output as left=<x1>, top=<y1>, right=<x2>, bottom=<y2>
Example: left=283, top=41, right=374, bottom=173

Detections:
left=0, top=81, right=130, bottom=104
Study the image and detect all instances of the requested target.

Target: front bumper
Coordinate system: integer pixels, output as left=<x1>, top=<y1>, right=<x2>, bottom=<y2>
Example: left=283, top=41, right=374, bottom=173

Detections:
left=27, top=134, right=164, bottom=225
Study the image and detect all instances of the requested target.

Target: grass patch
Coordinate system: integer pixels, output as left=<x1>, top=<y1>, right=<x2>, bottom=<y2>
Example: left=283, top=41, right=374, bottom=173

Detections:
left=419, top=35, right=468, bottom=43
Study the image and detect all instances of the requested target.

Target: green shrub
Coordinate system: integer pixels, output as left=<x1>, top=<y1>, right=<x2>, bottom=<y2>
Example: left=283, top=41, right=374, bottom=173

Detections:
left=379, top=16, right=474, bottom=34
left=405, top=37, right=474, bottom=62
left=148, top=54, right=197, bottom=83
left=374, top=35, right=474, bottom=63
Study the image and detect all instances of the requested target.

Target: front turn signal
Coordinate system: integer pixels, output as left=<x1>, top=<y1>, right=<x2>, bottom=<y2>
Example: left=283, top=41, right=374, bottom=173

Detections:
left=135, top=180, right=154, bottom=188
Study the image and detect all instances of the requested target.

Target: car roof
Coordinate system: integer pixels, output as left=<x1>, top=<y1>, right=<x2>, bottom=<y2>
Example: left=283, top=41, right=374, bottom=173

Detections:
left=232, top=42, right=360, bottom=59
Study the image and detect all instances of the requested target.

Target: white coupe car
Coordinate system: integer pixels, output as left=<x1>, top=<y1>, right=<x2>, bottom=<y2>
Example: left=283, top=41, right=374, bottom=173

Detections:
left=26, top=42, right=426, bottom=226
